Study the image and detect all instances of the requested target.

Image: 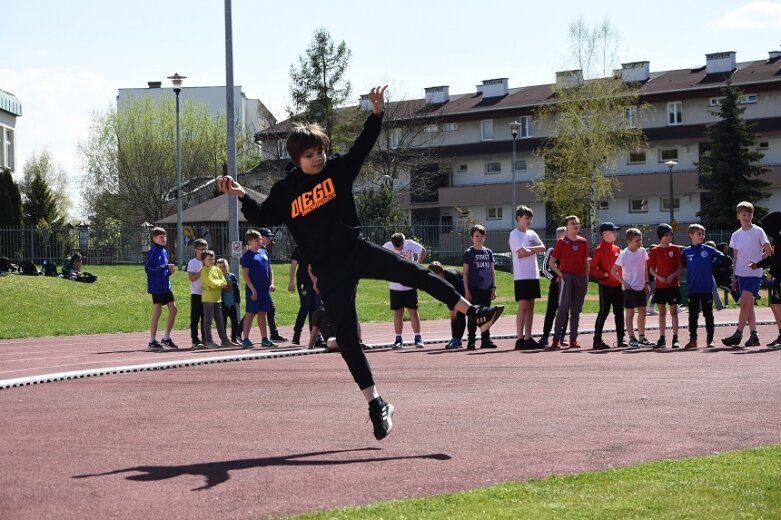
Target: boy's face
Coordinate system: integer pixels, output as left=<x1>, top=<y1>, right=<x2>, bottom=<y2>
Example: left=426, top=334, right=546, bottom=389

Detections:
left=627, top=236, right=642, bottom=251
left=298, top=147, right=326, bottom=175
left=659, top=231, right=673, bottom=246
left=601, top=230, right=616, bottom=243
left=737, top=210, right=753, bottom=228
left=471, top=230, right=486, bottom=247
left=517, top=214, right=532, bottom=230
left=260, top=235, right=272, bottom=247
left=153, top=234, right=166, bottom=246
left=218, top=263, right=228, bottom=274
left=247, top=236, right=261, bottom=251
left=194, top=244, right=206, bottom=258
left=566, top=219, right=580, bottom=234
left=203, top=255, right=215, bottom=266
left=690, top=229, right=705, bottom=245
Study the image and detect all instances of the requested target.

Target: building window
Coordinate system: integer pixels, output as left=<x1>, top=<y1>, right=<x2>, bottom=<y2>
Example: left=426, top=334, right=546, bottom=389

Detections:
left=598, top=200, right=609, bottom=210
left=661, top=197, right=680, bottom=211
left=667, top=101, right=682, bottom=125
left=390, top=128, right=400, bottom=149
left=629, top=199, right=649, bottom=213
left=519, top=116, right=532, bottom=138
left=442, top=122, right=458, bottom=132
left=514, top=159, right=527, bottom=171
left=3, top=128, right=14, bottom=171
left=424, top=124, right=439, bottom=133
left=441, top=215, right=453, bottom=233
left=0, top=127, right=5, bottom=169
left=738, top=94, right=758, bottom=104
left=625, top=106, right=637, bottom=128
left=628, top=151, right=646, bottom=164
left=758, top=141, right=769, bottom=150
left=659, top=148, right=678, bottom=162
left=457, top=163, right=468, bottom=172
left=484, top=162, right=501, bottom=174
left=276, top=140, right=289, bottom=159
left=481, top=119, right=494, bottom=141
left=487, top=207, right=503, bottom=220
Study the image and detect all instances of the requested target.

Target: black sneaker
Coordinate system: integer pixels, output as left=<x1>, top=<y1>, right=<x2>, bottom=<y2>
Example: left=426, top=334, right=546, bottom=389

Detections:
left=767, top=336, right=781, bottom=348
left=745, top=334, right=760, bottom=347
left=654, top=337, right=666, bottom=349
left=473, top=305, right=505, bottom=333
left=160, top=338, right=179, bottom=350
left=146, top=340, right=164, bottom=352
left=269, top=332, right=288, bottom=342
left=592, top=339, right=610, bottom=350
left=721, top=331, right=743, bottom=347
left=368, top=397, right=394, bottom=440
left=291, top=334, right=301, bottom=346
left=466, top=340, right=476, bottom=350
left=480, top=340, right=498, bottom=349
left=538, top=335, right=549, bottom=347
left=671, top=337, right=680, bottom=349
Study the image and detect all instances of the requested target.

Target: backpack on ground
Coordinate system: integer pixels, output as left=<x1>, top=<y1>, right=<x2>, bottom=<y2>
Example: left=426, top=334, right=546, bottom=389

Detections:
left=42, top=259, right=58, bottom=277
left=19, top=260, right=41, bottom=276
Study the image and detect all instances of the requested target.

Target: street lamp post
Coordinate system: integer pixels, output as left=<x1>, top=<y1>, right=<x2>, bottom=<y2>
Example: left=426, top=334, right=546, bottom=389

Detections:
left=168, top=73, right=186, bottom=268
left=509, top=121, right=520, bottom=223
left=665, top=159, right=678, bottom=236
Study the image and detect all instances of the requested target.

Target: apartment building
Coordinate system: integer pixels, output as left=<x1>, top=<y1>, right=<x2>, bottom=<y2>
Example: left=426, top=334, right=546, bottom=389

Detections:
left=256, top=49, right=781, bottom=235
left=0, top=88, right=21, bottom=172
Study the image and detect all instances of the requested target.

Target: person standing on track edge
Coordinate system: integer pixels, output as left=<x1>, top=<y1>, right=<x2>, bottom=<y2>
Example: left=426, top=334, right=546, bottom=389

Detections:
left=217, top=85, right=503, bottom=440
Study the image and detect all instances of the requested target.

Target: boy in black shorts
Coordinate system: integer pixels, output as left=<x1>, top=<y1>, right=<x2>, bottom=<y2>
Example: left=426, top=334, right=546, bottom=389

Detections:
left=217, top=85, right=503, bottom=440
left=144, top=227, right=178, bottom=352
left=648, top=224, right=683, bottom=348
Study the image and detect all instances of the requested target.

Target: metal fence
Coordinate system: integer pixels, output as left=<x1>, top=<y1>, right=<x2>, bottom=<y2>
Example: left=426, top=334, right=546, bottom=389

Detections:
left=0, top=223, right=739, bottom=268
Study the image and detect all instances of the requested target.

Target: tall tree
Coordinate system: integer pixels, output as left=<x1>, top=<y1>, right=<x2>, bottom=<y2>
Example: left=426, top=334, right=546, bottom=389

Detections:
left=0, top=167, right=22, bottom=225
left=78, top=97, right=252, bottom=226
left=532, top=19, right=646, bottom=240
left=288, top=28, right=352, bottom=141
left=21, top=150, right=72, bottom=219
left=22, top=172, right=61, bottom=226
left=697, top=82, right=772, bottom=227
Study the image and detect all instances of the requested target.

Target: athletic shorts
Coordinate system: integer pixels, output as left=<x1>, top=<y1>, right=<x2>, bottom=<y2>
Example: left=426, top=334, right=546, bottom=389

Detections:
left=770, top=280, right=781, bottom=305
left=151, top=291, right=175, bottom=305
left=514, top=279, right=541, bottom=301
left=623, top=288, right=647, bottom=309
left=653, top=287, right=681, bottom=305
left=390, top=289, right=418, bottom=310
left=736, top=276, right=761, bottom=298
left=245, top=288, right=272, bottom=313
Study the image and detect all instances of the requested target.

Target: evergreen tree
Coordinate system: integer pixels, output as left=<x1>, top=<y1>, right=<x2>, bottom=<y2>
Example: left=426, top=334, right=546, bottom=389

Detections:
left=22, top=172, right=61, bottom=227
left=697, top=82, right=772, bottom=227
left=288, top=28, right=352, bottom=142
left=0, top=167, right=22, bottom=225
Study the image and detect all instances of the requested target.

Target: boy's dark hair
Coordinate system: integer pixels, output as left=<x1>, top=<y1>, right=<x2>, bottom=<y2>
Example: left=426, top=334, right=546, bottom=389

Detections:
left=469, top=224, right=486, bottom=236
left=200, top=249, right=215, bottom=261
left=625, top=228, right=642, bottom=241
left=287, top=122, right=330, bottom=165
left=390, top=232, right=405, bottom=249
left=428, top=261, right=444, bottom=276
left=70, top=251, right=82, bottom=262
left=515, top=205, right=533, bottom=219
left=193, top=238, right=207, bottom=248
left=151, top=227, right=166, bottom=238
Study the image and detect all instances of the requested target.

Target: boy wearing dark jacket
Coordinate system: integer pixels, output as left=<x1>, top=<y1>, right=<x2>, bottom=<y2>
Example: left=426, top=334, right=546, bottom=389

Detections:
left=682, top=224, right=724, bottom=349
left=144, top=227, right=178, bottom=352
left=589, top=222, right=625, bottom=349
left=217, top=86, right=503, bottom=440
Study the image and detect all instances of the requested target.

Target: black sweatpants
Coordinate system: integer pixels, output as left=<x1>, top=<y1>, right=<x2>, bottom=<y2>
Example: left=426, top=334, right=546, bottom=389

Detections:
left=222, top=302, right=242, bottom=341
left=594, top=284, right=625, bottom=341
left=688, top=293, right=714, bottom=342
left=313, top=239, right=463, bottom=390
left=267, top=297, right=278, bottom=333
left=190, top=294, right=204, bottom=343
left=293, top=282, right=319, bottom=336
left=466, top=286, right=492, bottom=343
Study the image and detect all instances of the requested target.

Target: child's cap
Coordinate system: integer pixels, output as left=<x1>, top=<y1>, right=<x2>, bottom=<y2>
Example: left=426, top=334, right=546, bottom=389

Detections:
left=657, top=223, right=673, bottom=239
left=598, top=222, right=620, bottom=233
left=259, top=228, right=275, bottom=238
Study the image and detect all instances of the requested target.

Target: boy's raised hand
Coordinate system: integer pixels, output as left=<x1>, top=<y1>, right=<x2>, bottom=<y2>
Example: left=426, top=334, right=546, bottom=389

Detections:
left=368, top=85, right=388, bottom=115
left=217, top=176, right=246, bottom=198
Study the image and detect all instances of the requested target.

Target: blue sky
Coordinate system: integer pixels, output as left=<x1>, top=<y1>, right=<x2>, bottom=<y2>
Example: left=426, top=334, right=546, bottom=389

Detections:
left=3, top=0, right=781, bottom=217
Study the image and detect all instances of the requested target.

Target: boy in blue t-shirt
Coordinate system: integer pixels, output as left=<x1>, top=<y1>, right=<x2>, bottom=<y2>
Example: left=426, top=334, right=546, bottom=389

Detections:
left=144, top=227, right=178, bottom=352
left=240, top=229, right=274, bottom=348
left=463, top=224, right=498, bottom=349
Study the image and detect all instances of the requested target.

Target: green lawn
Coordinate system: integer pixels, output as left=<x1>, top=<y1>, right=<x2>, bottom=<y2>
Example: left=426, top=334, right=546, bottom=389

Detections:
left=287, top=446, right=781, bottom=519
left=2, top=262, right=747, bottom=340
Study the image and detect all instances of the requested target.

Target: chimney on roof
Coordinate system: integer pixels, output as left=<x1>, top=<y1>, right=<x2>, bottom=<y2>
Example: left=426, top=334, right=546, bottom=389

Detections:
left=769, top=50, right=781, bottom=60
left=147, top=81, right=162, bottom=88
left=555, top=70, right=583, bottom=89
left=620, top=61, right=650, bottom=83
left=705, top=51, right=736, bottom=74
left=424, top=86, right=450, bottom=104
left=359, top=94, right=372, bottom=111
left=475, top=84, right=483, bottom=95
left=481, top=78, right=508, bottom=98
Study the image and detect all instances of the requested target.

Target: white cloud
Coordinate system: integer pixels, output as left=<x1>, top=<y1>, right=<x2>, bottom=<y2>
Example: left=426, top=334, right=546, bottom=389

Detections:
left=0, top=67, right=115, bottom=218
left=718, top=1, right=781, bottom=28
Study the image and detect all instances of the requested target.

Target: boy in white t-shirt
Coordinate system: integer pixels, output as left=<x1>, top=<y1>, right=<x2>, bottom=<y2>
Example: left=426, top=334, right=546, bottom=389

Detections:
left=611, top=228, right=652, bottom=348
left=509, top=205, right=546, bottom=349
left=383, top=233, right=427, bottom=348
left=722, top=201, right=771, bottom=347
left=187, top=238, right=208, bottom=349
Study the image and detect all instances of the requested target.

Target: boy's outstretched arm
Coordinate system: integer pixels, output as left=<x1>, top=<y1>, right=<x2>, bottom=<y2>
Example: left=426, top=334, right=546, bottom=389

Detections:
left=217, top=175, right=283, bottom=228
left=342, top=85, right=388, bottom=181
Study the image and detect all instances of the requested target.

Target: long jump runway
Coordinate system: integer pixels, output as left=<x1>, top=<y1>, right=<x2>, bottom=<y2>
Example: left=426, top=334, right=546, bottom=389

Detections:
left=1, top=310, right=780, bottom=519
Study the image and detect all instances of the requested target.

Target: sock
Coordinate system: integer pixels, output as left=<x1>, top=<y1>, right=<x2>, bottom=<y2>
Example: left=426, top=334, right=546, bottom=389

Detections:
left=162, top=334, right=170, bottom=341
left=150, top=336, right=156, bottom=343
left=750, top=330, right=758, bottom=336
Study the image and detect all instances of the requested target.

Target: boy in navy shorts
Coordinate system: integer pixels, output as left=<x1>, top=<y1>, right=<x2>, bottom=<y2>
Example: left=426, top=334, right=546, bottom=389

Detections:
left=612, top=228, right=652, bottom=348
left=217, top=85, right=503, bottom=440
left=144, top=227, right=178, bottom=352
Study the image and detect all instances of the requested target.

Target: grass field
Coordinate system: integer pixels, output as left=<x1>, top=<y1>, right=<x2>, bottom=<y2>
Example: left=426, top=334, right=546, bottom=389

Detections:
left=288, top=446, right=781, bottom=519
left=1, top=263, right=618, bottom=339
